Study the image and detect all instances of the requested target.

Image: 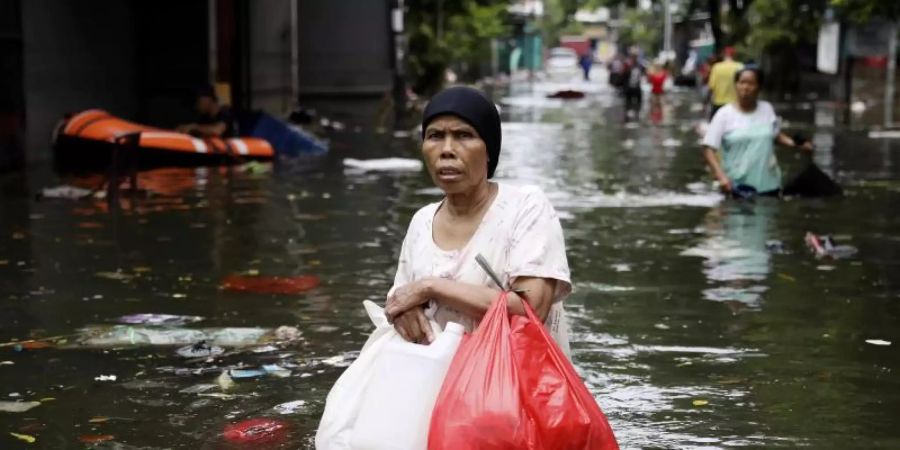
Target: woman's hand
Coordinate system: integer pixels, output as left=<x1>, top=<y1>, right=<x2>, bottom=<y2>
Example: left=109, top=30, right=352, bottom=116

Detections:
left=385, top=279, right=433, bottom=321
left=716, top=174, right=733, bottom=193
left=392, top=307, right=434, bottom=344
left=703, top=146, right=731, bottom=193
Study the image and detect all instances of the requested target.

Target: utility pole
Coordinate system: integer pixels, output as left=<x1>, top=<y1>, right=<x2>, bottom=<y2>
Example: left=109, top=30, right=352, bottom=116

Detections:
left=663, top=0, right=673, bottom=61
left=886, top=20, right=897, bottom=127
left=391, top=0, right=407, bottom=122
left=437, top=0, right=444, bottom=40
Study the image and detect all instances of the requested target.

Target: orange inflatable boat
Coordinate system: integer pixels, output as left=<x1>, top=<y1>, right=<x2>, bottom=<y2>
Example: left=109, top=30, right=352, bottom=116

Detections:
left=53, top=109, right=275, bottom=171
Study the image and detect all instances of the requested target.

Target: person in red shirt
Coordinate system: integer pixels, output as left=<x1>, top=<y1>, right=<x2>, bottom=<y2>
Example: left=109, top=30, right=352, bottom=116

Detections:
left=647, top=64, right=668, bottom=106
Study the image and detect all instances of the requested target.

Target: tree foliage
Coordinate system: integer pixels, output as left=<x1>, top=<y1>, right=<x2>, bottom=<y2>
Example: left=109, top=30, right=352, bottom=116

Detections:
left=405, top=0, right=509, bottom=95
left=742, top=0, right=828, bottom=55
left=618, top=7, right=662, bottom=54
left=830, top=0, right=900, bottom=22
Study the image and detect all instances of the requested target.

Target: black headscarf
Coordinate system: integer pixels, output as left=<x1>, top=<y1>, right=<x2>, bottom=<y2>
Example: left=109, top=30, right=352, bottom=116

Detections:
left=421, top=86, right=501, bottom=178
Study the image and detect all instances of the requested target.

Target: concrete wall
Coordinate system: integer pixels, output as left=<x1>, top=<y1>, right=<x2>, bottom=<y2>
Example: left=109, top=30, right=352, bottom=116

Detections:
left=0, top=0, right=25, bottom=172
left=19, top=0, right=209, bottom=162
left=22, top=0, right=139, bottom=162
left=296, top=0, right=393, bottom=96
left=249, top=0, right=295, bottom=114
left=133, top=0, right=209, bottom=128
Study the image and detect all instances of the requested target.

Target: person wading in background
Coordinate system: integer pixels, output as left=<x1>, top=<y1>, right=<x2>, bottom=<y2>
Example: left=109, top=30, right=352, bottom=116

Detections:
left=707, top=47, right=743, bottom=119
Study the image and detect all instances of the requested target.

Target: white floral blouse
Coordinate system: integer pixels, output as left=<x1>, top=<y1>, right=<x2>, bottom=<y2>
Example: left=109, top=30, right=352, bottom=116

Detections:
left=389, top=183, right=573, bottom=357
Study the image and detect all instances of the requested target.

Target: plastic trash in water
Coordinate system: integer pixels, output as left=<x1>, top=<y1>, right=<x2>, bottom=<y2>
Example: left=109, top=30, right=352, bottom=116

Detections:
left=223, top=418, right=288, bottom=445
left=273, top=400, right=306, bottom=415
left=77, top=434, right=115, bottom=444
left=805, top=232, right=858, bottom=259
left=226, top=363, right=292, bottom=380
left=118, top=314, right=204, bottom=327
left=38, top=185, right=94, bottom=200
left=662, top=138, right=683, bottom=148
left=765, top=240, right=786, bottom=254
left=228, top=368, right=267, bottom=380
left=76, top=325, right=297, bottom=348
left=261, top=364, right=291, bottom=378
left=868, top=130, right=900, bottom=139
left=175, top=340, right=225, bottom=358
left=0, top=401, right=41, bottom=413
left=343, top=158, right=423, bottom=172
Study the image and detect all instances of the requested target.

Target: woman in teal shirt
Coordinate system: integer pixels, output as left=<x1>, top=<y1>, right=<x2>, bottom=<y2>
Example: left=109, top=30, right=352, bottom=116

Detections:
left=702, top=68, right=813, bottom=196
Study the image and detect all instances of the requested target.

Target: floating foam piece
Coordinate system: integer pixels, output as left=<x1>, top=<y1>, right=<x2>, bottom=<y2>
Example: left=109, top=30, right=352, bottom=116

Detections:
left=343, top=158, right=423, bottom=172
left=868, top=130, right=900, bottom=139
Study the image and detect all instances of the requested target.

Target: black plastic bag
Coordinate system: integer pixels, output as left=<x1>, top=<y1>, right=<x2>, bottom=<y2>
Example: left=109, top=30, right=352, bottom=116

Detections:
left=783, top=163, right=842, bottom=197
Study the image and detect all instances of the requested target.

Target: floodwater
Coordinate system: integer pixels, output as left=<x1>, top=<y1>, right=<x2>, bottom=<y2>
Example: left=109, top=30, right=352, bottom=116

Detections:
left=1, top=74, right=899, bottom=449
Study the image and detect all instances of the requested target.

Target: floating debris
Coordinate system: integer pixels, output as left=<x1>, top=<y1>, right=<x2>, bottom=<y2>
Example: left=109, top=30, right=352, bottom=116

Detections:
left=805, top=232, right=858, bottom=259
left=9, top=432, right=36, bottom=443
left=78, top=435, right=115, bottom=444
left=865, top=339, right=891, bottom=346
left=0, top=401, right=41, bottom=413
left=662, top=138, right=683, bottom=148
left=39, top=185, right=94, bottom=200
left=95, top=271, right=134, bottom=282
left=221, top=274, right=320, bottom=295
left=223, top=418, right=288, bottom=445
left=217, top=371, right=235, bottom=391
left=343, top=158, right=423, bottom=172
left=868, top=130, right=900, bottom=139
left=175, top=341, right=224, bottom=358
left=273, top=400, right=306, bottom=415
left=119, top=314, right=204, bottom=327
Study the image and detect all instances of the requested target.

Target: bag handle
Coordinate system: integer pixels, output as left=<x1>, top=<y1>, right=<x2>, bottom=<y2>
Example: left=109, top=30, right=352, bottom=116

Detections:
left=475, top=253, right=535, bottom=321
left=475, top=254, right=528, bottom=296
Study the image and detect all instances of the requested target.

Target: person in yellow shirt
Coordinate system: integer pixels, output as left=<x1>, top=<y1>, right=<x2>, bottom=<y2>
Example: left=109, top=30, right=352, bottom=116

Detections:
left=707, top=47, right=743, bottom=118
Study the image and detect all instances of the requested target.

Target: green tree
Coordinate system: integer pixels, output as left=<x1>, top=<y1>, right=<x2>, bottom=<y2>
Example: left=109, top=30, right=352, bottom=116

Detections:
left=742, top=0, right=827, bottom=55
left=617, top=7, right=662, bottom=54
left=830, top=0, right=900, bottom=22
left=405, top=0, right=509, bottom=95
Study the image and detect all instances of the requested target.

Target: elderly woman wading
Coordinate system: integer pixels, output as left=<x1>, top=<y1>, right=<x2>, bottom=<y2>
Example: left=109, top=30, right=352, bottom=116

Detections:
left=385, top=86, right=572, bottom=356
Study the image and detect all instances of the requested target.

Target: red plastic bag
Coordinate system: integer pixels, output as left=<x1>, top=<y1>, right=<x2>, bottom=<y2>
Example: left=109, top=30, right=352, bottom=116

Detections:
left=428, top=292, right=619, bottom=450
left=220, top=274, right=320, bottom=295
left=223, top=418, right=288, bottom=445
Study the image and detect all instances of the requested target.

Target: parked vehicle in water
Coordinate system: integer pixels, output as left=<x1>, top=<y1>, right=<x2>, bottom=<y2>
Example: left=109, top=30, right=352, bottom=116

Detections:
left=546, top=47, right=580, bottom=78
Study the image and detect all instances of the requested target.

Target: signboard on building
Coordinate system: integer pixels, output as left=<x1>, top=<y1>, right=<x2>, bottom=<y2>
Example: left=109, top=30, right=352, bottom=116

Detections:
left=817, top=22, right=840, bottom=74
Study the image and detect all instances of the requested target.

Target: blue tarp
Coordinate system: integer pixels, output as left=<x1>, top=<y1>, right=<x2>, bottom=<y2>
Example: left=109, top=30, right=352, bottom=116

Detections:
left=242, top=112, right=328, bottom=158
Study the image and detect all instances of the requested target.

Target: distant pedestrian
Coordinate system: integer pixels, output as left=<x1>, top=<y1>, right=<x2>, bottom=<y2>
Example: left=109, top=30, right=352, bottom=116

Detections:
left=608, top=55, right=626, bottom=88
left=647, top=64, right=668, bottom=107
left=580, top=52, right=593, bottom=81
left=707, top=47, right=743, bottom=119
left=623, top=54, right=645, bottom=120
